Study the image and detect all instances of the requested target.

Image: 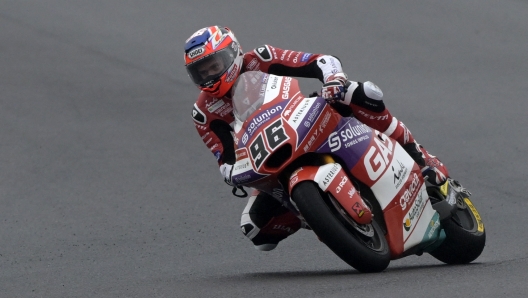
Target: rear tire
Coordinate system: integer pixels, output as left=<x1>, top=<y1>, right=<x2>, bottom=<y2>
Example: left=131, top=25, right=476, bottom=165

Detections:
left=429, top=191, right=486, bottom=264
left=292, top=181, right=390, bottom=273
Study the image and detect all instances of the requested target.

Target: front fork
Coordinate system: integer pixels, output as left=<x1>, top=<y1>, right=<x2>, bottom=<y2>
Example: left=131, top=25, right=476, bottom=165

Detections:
left=287, top=156, right=372, bottom=225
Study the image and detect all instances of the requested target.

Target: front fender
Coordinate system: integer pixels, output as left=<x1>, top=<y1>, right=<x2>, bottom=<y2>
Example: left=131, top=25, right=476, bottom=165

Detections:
left=288, top=163, right=372, bottom=225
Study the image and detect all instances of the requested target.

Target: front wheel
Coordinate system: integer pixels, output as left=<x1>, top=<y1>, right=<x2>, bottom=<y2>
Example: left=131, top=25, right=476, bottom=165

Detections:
left=429, top=186, right=486, bottom=264
left=292, top=181, right=390, bottom=273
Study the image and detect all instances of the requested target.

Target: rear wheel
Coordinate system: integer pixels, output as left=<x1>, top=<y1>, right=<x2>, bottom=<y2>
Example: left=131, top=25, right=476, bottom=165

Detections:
left=429, top=186, right=486, bottom=264
left=292, top=181, right=390, bottom=273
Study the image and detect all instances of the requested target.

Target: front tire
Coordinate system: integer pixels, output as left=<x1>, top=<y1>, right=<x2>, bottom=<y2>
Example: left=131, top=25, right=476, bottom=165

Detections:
left=429, top=187, right=486, bottom=264
left=292, top=181, right=390, bottom=273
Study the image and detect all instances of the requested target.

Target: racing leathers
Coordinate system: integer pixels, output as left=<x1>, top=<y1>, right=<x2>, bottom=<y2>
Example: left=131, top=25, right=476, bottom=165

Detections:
left=191, top=44, right=449, bottom=251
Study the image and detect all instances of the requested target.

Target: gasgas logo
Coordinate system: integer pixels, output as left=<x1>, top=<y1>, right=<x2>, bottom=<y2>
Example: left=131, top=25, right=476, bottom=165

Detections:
left=281, top=77, right=292, bottom=99
left=400, top=173, right=421, bottom=210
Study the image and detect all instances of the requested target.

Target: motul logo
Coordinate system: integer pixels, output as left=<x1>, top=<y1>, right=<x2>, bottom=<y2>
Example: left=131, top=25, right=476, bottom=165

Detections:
left=188, top=47, right=204, bottom=59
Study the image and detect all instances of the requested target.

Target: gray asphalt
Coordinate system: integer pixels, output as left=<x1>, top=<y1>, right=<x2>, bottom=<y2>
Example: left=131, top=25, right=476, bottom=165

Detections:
left=1, top=0, right=527, bottom=297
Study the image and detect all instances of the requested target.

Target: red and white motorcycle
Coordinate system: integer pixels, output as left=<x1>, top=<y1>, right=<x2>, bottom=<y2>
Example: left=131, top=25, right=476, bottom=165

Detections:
left=229, top=71, right=485, bottom=273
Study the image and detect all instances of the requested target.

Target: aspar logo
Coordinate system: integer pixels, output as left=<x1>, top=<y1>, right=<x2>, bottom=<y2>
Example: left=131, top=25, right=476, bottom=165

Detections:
left=392, top=160, right=408, bottom=189
left=187, top=47, right=204, bottom=59
left=323, top=164, right=340, bottom=187
left=329, top=122, right=370, bottom=152
left=247, top=106, right=283, bottom=135
left=281, top=77, right=292, bottom=99
left=400, top=173, right=421, bottom=210
left=336, top=176, right=348, bottom=193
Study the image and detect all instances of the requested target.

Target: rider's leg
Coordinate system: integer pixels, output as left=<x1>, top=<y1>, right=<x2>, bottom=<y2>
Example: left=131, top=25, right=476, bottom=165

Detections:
left=240, top=189, right=303, bottom=251
left=344, top=81, right=449, bottom=185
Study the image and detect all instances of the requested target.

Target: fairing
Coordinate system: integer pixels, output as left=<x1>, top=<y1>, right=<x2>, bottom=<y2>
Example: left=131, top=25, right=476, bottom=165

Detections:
left=230, top=71, right=446, bottom=259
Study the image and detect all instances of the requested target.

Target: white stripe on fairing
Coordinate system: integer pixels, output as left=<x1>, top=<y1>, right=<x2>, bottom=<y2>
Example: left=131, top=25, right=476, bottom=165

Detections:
left=383, top=117, right=398, bottom=137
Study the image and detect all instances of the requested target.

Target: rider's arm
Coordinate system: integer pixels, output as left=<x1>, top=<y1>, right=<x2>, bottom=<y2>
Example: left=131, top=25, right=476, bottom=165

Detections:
left=244, top=44, right=344, bottom=83
left=192, top=95, right=236, bottom=166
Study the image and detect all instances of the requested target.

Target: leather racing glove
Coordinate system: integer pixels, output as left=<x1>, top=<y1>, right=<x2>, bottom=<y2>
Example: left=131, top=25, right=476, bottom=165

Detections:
left=321, top=72, right=349, bottom=102
left=219, top=163, right=235, bottom=186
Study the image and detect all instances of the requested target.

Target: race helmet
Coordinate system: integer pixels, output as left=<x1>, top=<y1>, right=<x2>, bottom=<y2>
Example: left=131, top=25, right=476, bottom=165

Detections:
left=184, top=26, right=244, bottom=98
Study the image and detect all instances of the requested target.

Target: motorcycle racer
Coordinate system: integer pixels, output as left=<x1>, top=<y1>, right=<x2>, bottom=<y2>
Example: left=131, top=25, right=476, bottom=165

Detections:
left=186, top=26, right=449, bottom=251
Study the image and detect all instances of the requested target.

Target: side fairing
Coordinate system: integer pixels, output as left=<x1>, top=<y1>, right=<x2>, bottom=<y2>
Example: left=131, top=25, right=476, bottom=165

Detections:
left=317, top=117, right=373, bottom=169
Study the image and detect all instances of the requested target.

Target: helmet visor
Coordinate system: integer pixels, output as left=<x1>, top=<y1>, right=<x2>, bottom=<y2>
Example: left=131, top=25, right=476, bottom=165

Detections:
left=186, top=44, right=237, bottom=87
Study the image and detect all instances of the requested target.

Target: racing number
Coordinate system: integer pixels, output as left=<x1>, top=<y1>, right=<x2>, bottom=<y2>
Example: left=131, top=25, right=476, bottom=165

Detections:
left=250, top=134, right=269, bottom=169
left=364, top=134, right=393, bottom=181
left=264, top=120, right=288, bottom=149
left=249, top=119, right=288, bottom=169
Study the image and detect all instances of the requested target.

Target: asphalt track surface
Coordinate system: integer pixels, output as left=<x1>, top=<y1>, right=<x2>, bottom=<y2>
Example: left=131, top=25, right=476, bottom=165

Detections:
left=1, top=1, right=527, bottom=297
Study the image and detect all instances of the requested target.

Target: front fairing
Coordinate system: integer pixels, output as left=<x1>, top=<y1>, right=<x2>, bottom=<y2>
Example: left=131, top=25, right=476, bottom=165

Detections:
left=230, top=71, right=339, bottom=198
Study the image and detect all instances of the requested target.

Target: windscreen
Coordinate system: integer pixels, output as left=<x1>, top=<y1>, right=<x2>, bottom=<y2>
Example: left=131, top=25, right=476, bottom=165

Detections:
left=232, top=71, right=269, bottom=122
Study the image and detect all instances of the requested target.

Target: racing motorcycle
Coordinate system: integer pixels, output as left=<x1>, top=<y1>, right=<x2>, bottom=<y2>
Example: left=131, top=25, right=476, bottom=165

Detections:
left=229, top=71, right=485, bottom=273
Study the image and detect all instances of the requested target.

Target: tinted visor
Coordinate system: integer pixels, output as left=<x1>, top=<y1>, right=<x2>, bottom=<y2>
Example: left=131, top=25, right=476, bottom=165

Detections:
left=186, top=44, right=237, bottom=87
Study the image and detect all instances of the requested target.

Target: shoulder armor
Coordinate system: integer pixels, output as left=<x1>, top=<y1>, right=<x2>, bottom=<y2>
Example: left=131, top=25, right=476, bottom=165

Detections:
left=192, top=103, right=207, bottom=124
left=253, top=45, right=272, bottom=62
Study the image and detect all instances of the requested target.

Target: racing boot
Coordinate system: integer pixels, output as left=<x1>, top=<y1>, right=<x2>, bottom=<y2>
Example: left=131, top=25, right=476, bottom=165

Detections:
left=241, top=191, right=302, bottom=251
left=402, top=142, right=449, bottom=185
left=383, top=117, right=449, bottom=186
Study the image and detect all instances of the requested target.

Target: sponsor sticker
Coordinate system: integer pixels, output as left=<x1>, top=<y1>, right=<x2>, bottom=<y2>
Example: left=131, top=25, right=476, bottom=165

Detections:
left=465, top=198, right=484, bottom=232
left=301, top=53, right=312, bottom=62
left=187, top=46, right=205, bottom=59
